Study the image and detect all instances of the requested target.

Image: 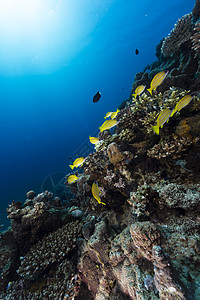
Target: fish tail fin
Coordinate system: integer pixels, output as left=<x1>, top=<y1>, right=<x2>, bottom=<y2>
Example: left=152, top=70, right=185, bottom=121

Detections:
left=104, top=116, right=107, bottom=119
left=152, top=125, right=159, bottom=135
left=147, top=88, right=152, bottom=95
left=100, top=201, right=106, bottom=205
left=69, top=165, right=74, bottom=170
left=132, top=93, right=136, bottom=98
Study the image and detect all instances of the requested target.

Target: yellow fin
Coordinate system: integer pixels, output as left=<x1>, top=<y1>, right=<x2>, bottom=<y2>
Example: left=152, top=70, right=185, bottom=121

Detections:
left=152, top=125, right=159, bottom=135
left=99, top=201, right=106, bottom=205
left=69, top=164, right=74, bottom=170
left=147, top=87, right=152, bottom=95
left=99, top=126, right=103, bottom=132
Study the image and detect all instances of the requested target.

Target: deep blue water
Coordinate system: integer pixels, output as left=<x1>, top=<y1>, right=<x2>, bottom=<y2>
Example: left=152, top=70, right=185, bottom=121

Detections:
left=0, top=0, right=195, bottom=230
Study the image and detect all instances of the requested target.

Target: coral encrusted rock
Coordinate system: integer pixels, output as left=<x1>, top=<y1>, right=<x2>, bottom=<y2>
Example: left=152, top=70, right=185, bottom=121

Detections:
left=107, top=142, right=125, bottom=165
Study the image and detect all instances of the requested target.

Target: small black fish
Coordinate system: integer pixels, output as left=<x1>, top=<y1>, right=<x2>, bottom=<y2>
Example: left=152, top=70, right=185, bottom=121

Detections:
left=135, top=49, right=139, bottom=55
left=93, top=91, right=101, bottom=103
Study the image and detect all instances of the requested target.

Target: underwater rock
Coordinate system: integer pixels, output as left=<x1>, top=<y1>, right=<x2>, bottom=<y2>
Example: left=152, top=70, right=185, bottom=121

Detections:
left=107, top=142, right=125, bottom=165
left=82, top=221, right=95, bottom=240
left=6, top=191, right=71, bottom=251
left=175, top=113, right=200, bottom=138
left=153, top=246, right=186, bottom=300
left=26, top=190, right=36, bottom=199
left=0, top=231, right=18, bottom=291
left=130, top=221, right=160, bottom=261
left=71, top=209, right=83, bottom=218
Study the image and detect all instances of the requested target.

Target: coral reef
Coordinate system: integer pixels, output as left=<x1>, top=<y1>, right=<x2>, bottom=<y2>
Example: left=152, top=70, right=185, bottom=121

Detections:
left=17, top=220, right=82, bottom=280
left=6, top=191, right=71, bottom=251
left=161, top=13, right=193, bottom=57
left=1, top=1, right=200, bottom=299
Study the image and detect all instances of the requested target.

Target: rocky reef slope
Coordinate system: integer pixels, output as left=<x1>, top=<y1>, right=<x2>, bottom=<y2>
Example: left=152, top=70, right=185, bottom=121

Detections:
left=0, top=1, right=200, bottom=299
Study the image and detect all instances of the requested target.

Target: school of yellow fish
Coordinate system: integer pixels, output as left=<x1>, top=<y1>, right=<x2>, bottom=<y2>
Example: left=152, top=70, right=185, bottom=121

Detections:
left=68, top=71, right=195, bottom=204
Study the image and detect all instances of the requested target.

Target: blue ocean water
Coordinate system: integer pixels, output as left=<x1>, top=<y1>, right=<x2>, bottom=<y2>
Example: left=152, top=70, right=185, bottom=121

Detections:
left=0, top=0, right=195, bottom=230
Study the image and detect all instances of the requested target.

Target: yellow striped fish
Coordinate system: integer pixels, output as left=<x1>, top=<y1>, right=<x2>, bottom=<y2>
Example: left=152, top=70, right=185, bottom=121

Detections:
left=99, top=119, right=118, bottom=132
left=89, top=136, right=99, bottom=144
left=92, top=182, right=106, bottom=205
left=152, top=108, right=172, bottom=135
left=104, top=112, right=113, bottom=119
left=170, top=94, right=193, bottom=117
left=69, top=157, right=85, bottom=170
left=67, top=175, right=79, bottom=184
left=110, top=109, right=120, bottom=119
left=147, top=71, right=168, bottom=95
left=132, top=85, right=146, bottom=98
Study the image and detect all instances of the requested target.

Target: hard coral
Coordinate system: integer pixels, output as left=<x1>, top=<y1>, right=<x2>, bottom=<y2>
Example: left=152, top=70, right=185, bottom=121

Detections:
left=127, top=183, right=150, bottom=218
left=17, top=220, right=82, bottom=280
left=158, top=183, right=200, bottom=209
left=147, top=136, right=193, bottom=159
left=161, top=13, right=193, bottom=57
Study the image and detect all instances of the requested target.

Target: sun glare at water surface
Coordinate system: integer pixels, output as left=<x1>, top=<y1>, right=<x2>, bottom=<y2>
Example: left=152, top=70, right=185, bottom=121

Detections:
left=0, top=0, right=107, bottom=75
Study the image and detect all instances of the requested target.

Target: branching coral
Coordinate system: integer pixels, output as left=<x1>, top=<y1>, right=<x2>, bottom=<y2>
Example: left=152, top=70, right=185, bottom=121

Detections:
left=147, top=136, right=193, bottom=159
left=2, top=263, right=81, bottom=300
left=158, top=183, right=200, bottom=209
left=127, top=183, right=150, bottom=217
left=17, top=220, right=82, bottom=280
left=139, top=88, right=190, bottom=133
left=161, top=13, right=193, bottom=57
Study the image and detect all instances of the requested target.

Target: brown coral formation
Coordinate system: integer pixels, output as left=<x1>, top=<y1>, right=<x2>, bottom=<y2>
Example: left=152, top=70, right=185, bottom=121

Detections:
left=17, top=220, right=82, bottom=280
left=147, top=136, right=193, bottom=159
left=107, top=142, right=125, bottom=165
left=130, top=221, right=160, bottom=261
left=161, top=13, right=193, bottom=57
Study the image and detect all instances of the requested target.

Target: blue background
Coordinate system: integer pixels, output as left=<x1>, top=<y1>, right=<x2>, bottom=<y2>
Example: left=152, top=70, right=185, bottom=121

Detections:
left=0, top=0, right=196, bottom=229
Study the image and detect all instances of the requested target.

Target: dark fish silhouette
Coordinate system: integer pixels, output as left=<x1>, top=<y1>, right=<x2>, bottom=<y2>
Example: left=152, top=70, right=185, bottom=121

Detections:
left=93, top=91, right=101, bottom=103
left=135, top=49, right=139, bottom=55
